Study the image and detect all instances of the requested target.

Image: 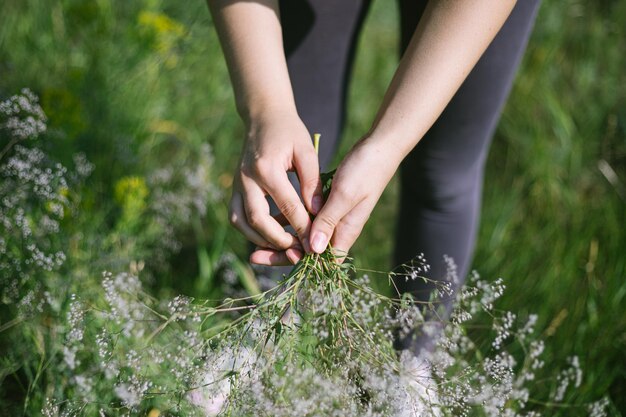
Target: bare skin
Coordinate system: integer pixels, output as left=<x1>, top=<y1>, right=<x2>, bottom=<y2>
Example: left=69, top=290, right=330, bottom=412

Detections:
left=208, top=0, right=322, bottom=259
left=207, top=0, right=517, bottom=266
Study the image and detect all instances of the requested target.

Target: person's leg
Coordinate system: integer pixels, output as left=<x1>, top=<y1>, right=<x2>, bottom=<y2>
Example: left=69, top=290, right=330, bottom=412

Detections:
left=393, top=0, right=541, bottom=352
left=252, top=0, right=372, bottom=283
left=280, top=0, right=371, bottom=171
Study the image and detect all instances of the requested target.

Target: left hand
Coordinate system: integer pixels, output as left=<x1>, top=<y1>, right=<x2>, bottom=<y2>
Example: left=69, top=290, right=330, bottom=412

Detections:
left=250, top=137, right=401, bottom=265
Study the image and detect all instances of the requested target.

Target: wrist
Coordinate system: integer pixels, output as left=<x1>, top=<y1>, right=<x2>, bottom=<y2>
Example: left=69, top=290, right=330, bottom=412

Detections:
left=359, top=129, right=410, bottom=167
left=238, top=94, right=299, bottom=130
left=243, top=111, right=306, bottom=149
left=344, top=133, right=403, bottom=188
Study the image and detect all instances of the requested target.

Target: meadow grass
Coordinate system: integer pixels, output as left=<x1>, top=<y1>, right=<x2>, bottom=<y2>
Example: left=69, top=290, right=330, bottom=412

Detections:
left=0, top=0, right=624, bottom=414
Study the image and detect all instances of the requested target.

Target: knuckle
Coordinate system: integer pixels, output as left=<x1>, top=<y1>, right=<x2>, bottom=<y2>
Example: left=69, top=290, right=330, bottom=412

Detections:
left=339, top=218, right=363, bottom=239
left=333, top=184, right=354, bottom=202
left=318, top=214, right=338, bottom=230
left=292, top=223, right=307, bottom=236
left=272, top=236, right=292, bottom=251
left=252, top=159, right=271, bottom=178
left=278, top=199, right=299, bottom=218
left=247, top=211, right=263, bottom=228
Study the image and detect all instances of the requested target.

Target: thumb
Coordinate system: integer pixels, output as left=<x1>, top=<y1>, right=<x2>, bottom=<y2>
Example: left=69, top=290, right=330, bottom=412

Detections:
left=309, top=188, right=354, bottom=254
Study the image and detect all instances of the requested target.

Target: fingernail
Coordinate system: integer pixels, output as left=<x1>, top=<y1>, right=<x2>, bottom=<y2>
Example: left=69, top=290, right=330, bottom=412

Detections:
left=287, top=249, right=303, bottom=265
left=310, top=232, right=328, bottom=253
left=312, top=196, right=323, bottom=214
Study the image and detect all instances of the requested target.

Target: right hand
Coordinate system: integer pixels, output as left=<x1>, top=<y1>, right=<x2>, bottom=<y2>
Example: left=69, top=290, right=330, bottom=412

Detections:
left=229, top=111, right=323, bottom=259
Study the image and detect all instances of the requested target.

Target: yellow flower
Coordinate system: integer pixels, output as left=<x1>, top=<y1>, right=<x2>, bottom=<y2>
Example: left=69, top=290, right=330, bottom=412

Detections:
left=138, top=10, right=186, bottom=67
left=114, top=176, right=149, bottom=215
left=138, top=11, right=184, bottom=37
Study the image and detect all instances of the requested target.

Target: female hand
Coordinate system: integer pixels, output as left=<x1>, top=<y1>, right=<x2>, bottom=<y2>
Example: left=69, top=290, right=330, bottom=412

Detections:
left=250, top=136, right=400, bottom=265
left=229, top=112, right=324, bottom=257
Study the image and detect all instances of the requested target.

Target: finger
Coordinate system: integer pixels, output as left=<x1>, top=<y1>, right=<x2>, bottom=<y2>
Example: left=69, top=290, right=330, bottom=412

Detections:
left=250, top=249, right=290, bottom=266
left=293, top=147, right=323, bottom=215
left=285, top=247, right=305, bottom=264
left=262, top=171, right=312, bottom=250
left=229, top=192, right=274, bottom=248
left=240, top=177, right=300, bottom=250
left=309, top=185, right=361, bottom=254
left=250, top=247, right=303, bottom=266
left=329, top=199, right=374, bottom=262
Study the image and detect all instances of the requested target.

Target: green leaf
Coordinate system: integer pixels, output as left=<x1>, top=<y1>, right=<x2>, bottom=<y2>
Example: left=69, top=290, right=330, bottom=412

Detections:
left=321, top=169, right=336, bottom=201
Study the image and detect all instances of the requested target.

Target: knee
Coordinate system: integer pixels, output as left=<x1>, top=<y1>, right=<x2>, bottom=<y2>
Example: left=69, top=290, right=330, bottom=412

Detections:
left=402, top=165, right=483, bottom=214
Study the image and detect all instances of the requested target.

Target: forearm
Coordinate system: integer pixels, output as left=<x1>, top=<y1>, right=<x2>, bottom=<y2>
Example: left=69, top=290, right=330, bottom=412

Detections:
left=207, top=0, right=296, bottom=125
left=368, top=0, right=517, bottom=160
left=209, top=1, right=322, bottom=254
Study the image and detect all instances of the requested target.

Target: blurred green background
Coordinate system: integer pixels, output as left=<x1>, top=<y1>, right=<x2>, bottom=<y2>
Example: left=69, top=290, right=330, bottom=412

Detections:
left=1, top=0, right=624, bottom=415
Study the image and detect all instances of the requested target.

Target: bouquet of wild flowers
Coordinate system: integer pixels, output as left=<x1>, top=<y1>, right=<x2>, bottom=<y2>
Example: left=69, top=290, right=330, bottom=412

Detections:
left=189, top=250, right=444, bottom=417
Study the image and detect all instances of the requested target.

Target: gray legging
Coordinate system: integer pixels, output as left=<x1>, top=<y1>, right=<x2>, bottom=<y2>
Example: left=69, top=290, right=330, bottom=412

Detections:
left=259, top=0, right=540, bottom=348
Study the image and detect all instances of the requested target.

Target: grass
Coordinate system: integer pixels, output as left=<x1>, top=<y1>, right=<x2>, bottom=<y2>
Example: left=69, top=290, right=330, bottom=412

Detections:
left=1, top=0, right=624, bottom=414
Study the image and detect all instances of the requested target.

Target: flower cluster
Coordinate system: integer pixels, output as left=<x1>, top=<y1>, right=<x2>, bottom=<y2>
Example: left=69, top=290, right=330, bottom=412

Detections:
left=35, top=252, right=609, bottom=417
left=0, top=90, right=86, bottom=309
left=0, top=88, right=46, bottom=141
left=147, top=143, right=219, bottom=253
